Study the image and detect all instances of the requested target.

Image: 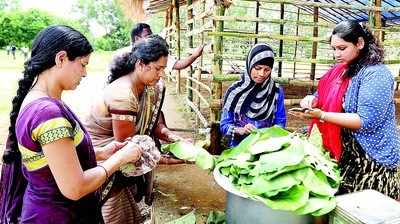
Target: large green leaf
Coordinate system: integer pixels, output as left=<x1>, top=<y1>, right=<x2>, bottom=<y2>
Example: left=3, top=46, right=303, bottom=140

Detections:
left=257, top=125, right=290, bottom=139
left=249, top=136, right=291, bottom=155
left=254, top=185, right=309, bottom=211
left=308, top=124, right=323, bottom=149
left=256, top=137, right=304, bottom=173
left=242, top=172, right=301, bottom=197
left=311, top=197, right=337, bottom=216
left=166, top=210, right=196, bottom=224
left=206, top=211, right=226, bottom=224
left=161, top=141, right=198, bottom=161
left=293, top=168, right=337, bottom=197
left=294, top=196, right=336, bottom=216
left=195, top=149, right=216, bottom=170
left=218, top=132, right=260, bottom=161
left=303, top=143, right=341, bottom=185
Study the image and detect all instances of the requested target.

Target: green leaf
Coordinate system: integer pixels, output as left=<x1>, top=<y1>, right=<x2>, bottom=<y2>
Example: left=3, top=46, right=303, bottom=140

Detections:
left=257, top=125, right=291, bottom=139
left=294, top=196, right=336, bottom=216
left=293, top=168, right=337, bottom=197
left=206, top=211, right=226, bottom=224
left=162, top=142, right=199, bottom=161
left=256, top=137, right=305, bottom=173
left=249, top=136, right=291, bottom=155
left=195, top=149, right=215, bottom=170
left=256, top=161, right=309, bottom=180
left=311, top=197, right=337, bottom=216
left=308, top=124, right=323, bottom=149
left=254, top=185, right=309, bottom=211
left=218, top=132, right=260, bottom=161
left=166, top=210, right=196, bottom=224
left=242, top=172, right=301, bottom=197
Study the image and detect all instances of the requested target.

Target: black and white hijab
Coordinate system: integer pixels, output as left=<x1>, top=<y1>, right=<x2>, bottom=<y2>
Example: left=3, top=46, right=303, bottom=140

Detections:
left=222, top=43, right=279, bottom=120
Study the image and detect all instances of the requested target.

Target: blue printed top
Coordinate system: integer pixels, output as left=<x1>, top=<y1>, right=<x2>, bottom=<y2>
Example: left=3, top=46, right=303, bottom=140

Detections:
left=344, top=64, right=400, bottom=168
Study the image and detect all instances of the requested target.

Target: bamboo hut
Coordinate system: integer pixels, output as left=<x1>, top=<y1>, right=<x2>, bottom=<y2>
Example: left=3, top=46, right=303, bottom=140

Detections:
left=118, top=0, right=400, bottom=134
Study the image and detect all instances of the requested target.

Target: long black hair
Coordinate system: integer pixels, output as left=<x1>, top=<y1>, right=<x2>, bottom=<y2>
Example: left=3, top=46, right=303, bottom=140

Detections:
left=107, top=34, right=169, bottom=84
left=4, top=25, right=93, bottom=164
left=331, top=20, right=384, bottom=77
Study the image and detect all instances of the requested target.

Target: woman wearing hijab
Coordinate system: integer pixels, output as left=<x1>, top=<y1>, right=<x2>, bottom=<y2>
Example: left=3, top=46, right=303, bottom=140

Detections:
left=220, top=43, right=286, bottom=147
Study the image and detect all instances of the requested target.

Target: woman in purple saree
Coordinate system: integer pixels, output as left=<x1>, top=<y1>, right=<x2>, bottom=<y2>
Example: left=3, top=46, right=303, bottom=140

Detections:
left=0, top=25, right=143, bottom=224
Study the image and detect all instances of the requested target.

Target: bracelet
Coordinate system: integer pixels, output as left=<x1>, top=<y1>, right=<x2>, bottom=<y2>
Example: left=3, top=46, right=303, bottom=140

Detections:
left=98, top=164, right=109, bottom=181
left=319, top=111, right=326, bottom=121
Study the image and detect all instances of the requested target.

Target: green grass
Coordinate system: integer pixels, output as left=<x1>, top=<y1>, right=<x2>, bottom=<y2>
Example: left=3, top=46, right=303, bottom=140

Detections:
left=0, top=50, right=113, bottom=116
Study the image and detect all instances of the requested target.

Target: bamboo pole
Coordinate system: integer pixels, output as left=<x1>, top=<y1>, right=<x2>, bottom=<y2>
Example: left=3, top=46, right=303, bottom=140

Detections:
left=210, top=15, right=400, bottom=32
left=207, top=31, right=328, bottom=43
left=211, top=3, right=225, bottom=122
left=200, top=0, right=205, bottom=68
left=310, top=4, right=318, bottom=81
left=375, top=0, right=383, bottom=41
left=211, top=16, right=333, bottom=28
left=187, top=0, right=194, bottom=102
left=173, top=0, right=181, bottom=94
left=212, top=53, right=335, bottom=64
left=165, top=7, right=170, bottom=28
left=278, top=3, right=284, bottom=77
left=241, top=0, right=400, bottom=12
left=255, top=1, right=260, bottom=44
left=293, top=8, right=300, bottom=79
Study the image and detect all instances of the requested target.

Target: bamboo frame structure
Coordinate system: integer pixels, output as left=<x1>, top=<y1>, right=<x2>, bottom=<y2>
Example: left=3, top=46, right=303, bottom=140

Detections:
left=150, top=0, right=400, bottom=129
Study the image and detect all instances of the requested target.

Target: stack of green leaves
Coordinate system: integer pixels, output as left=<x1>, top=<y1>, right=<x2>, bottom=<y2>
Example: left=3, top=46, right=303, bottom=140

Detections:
left=162, top=125, right=341, bottom=216
left=216, top=125, right=340, bottom=216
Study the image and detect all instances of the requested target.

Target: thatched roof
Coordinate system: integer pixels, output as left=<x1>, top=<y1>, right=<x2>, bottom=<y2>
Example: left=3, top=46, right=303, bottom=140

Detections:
left=117, top=0, right=146, bottom=22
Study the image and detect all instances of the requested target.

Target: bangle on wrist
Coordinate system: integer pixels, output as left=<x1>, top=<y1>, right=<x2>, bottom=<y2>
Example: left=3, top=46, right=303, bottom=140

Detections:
left=319, top=111, right=326, bottom=121
left=98, top=164, right=109, bottom=181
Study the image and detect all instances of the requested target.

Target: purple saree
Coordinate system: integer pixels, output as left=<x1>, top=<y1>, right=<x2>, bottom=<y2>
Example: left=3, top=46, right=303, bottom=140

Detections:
left=0, top=97, right=102, bottom=224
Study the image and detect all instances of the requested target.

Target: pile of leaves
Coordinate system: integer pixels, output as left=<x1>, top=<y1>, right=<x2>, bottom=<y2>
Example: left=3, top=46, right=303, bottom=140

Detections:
left=162, top=125, right=341, bottom=216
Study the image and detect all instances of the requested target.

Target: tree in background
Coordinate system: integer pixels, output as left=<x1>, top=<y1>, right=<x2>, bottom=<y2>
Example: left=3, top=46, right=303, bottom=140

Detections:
left=74, top=0, right=131, bottom=50
left=0, top=9, right=91, bottom=48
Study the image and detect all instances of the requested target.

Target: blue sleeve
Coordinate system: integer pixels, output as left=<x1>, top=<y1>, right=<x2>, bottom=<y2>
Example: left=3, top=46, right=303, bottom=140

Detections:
left=273, top=87, right=286, bottom=128
left=358, top=67, right=394, bottom=131
left=220, top=109, right=235, bottom=137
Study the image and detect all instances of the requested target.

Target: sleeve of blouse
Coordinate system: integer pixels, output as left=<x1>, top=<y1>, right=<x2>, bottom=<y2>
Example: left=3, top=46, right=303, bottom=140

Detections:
left=220, top=109, right=235, bottom=137
left=104, top=84, right=139, bottom=121
left=30, top=104, right=74, bottom=146
left=358, top=67, right=394, bottom=131
left=273, top=87, right=287, bottom=127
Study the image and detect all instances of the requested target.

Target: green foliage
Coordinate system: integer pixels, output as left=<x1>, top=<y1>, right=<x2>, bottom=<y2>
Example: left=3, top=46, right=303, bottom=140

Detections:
left=73, top=0, right=132, bottom=50
left=0, top=9, right=93, bottom=48
left=93, top=19, right=131, bottom=51
left=0, top=9, right=55, bottom=47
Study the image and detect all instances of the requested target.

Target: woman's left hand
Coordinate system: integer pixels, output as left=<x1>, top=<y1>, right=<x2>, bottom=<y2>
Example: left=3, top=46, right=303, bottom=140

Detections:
left=97, top=140, right=129, bottom=161
left=288, top=108, right=323, bottom=120
left=305, top=108, right=323, bottom=119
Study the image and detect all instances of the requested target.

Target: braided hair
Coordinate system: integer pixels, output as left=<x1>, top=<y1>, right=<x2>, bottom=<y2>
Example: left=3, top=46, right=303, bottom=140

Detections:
left=331, top=20, right=384, bottom=77
left=4, top=25, right=93, bottom=164
left=107, top=34, right=169, bottom=84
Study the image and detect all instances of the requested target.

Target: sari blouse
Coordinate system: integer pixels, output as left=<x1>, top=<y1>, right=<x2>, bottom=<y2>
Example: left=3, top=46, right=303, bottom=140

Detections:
left=15, top=97, right=101, bottom=224
left=85, top=77, right=165, bottom=147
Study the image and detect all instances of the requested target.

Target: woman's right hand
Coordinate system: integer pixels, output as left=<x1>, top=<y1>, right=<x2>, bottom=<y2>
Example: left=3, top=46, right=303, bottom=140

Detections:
left=234, top=123, right=256, bottom=135
left=113, top=142, right=143, bottom=165
left=300, top=95, right=318, bottom=109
